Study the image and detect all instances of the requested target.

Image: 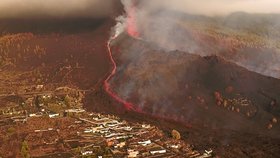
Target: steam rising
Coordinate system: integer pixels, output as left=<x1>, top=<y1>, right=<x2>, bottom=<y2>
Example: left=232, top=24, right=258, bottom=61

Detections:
left=109, top=0, right=280, bottom=116
left=117, top=0, right=280, bottom=78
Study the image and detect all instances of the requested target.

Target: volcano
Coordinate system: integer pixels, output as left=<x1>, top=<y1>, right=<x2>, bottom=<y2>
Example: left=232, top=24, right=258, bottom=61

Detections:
left=109, top=32, right=280, bottom=134
left=96, top=8, right=280, bottom=157
left=101, top=31, right=280, bottom=157
left=0, top=1, right=280, bottom=157
left=103, top=10, right=280, bottom=137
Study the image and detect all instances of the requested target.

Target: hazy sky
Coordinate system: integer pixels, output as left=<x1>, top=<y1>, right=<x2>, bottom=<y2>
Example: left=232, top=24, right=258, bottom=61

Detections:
left=0, top=0, right=116, bottom=18
left=0, top=0, right=279, bottom=18
left=144, top=0, right=280, bottom=15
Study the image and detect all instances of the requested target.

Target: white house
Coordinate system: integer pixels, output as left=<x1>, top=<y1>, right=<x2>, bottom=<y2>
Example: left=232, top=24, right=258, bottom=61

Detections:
left=49, top=113, right=59, bottom=118
left=123, top=126, right=133, bottom=131
left=142, top=124, right=151, bottom=129
left=128, top=149, right=139, bottom=158
left=150, top=149, right=166, bottom=155
left=65, top=108, right=85, bottom=113
left=138, top=140, right=152, bottom=146
left=29, top=113, right=43, bottom=117
left=114, top=142, right=126, bottom=149
left=84, top=128, right=93, bottom=133
left=81, top=151, right=93, bottom=156
left=170, top=144, right=180, bottom=149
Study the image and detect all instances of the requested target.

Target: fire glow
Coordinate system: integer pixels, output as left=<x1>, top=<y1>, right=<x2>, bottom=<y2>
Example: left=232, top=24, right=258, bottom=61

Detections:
left=126, top=0, right=139, bottom=38
left=103, top=2, right=192, bottom=128
left=103, top=0, right=139, bottom=111
left=104, top=39, right=136, bottom=111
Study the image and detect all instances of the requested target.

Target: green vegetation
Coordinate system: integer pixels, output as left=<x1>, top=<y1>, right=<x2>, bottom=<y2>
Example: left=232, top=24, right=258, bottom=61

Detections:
left=21, top=140, right=30, bottom=158
left=64, top=95, right=72, bottom=107
left=7, top=127, right=15, bottom=135
left=171, top=129, right=181, bottom=140
left=47, top=103, right=65, bottom=113
left=73, top=146, right=82, bottom=154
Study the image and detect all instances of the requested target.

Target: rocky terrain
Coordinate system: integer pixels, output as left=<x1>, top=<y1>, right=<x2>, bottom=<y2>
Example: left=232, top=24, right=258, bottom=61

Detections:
left=111, top=34, right=280, bottom=135
left=0, top=12, right=280, bottom=157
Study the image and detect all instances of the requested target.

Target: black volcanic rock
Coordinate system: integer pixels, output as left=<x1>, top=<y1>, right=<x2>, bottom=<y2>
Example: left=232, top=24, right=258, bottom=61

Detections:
left=110, top=34, right=280, bottom=137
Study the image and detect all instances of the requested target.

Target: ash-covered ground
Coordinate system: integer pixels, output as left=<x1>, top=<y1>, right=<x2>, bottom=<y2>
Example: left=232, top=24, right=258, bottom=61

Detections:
left=0, top=2, right=280, bottom=157
left=106, top=8, right=280, bottom=157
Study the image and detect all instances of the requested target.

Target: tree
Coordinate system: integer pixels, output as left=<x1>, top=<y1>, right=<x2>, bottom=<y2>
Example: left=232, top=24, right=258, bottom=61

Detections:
left=7, top=127, right=15, bottom=134
left=104, top=147, right=111, bottom=155
left=171, top=130, right=181, bottom=140
left=73, top=146, right=81, bottom=154
left=64, top=95, right=72, bottom=107
left=21, top=140, right=30, bottom=158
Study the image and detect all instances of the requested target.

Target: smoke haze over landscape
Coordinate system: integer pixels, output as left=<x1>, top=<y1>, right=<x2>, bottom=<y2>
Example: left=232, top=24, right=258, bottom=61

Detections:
left=0, top=0, right=280, bottom=18
left=0, top=0, right=117, bottom=18
left=106, top=0, right=280, bottom=117
left=0, top=1, right=280, bottom=157
left=141, top=0, right=280, bottom=16
left=118, top=0, right=280, bottom=79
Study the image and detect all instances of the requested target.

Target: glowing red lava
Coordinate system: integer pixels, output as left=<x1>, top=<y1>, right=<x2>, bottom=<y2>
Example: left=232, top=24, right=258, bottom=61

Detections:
left=104, top=35, right=192, bottom=128
left=126, top=3, right=139, bottom=38
left=104, top=39, right=137, bottom=111
left=103, top=1, right=191, bottom=128
left=103, top=1, right=140, bottom=111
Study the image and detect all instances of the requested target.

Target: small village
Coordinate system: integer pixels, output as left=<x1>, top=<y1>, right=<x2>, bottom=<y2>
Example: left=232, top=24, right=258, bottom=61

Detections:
left=0, top=86, right=213, bottom=158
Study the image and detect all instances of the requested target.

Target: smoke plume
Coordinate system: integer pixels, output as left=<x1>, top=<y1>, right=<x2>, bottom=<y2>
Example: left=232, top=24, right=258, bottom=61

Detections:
left=107, top=0, right=280, bottom=117
left=117, top=0, right=280, bottom=78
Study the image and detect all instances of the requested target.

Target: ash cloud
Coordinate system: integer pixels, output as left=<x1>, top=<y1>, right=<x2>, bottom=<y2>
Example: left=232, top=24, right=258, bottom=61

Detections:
left=108, top=0, right=280, bottom=133
left=118, top=0, right=280, bottom=78
left=0, top=0, right=118, bottom=18
left=110, top=0, right=280, bottom=116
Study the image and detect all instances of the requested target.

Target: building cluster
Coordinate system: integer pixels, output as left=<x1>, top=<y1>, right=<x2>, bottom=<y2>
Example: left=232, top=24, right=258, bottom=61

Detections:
left=70, top=113, right=213, bottom=158
left=0, top=91, right=213, bottom=157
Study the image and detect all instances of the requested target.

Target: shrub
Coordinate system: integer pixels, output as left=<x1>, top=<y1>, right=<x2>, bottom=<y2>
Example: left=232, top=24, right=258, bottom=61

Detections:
left=171, top=129, right=181, bottom=140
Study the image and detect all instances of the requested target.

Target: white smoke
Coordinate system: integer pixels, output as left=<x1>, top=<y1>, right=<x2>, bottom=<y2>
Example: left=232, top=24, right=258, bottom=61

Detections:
left=116, top=0, right=280, bottom=78
left=111, top=16, right=126, bottom=39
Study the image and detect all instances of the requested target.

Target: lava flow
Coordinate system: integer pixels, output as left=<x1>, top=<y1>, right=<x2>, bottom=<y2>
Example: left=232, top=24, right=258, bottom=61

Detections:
left=103, top=1, right=140, bottom=111
left=104, top=38, right=136, bottom=111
